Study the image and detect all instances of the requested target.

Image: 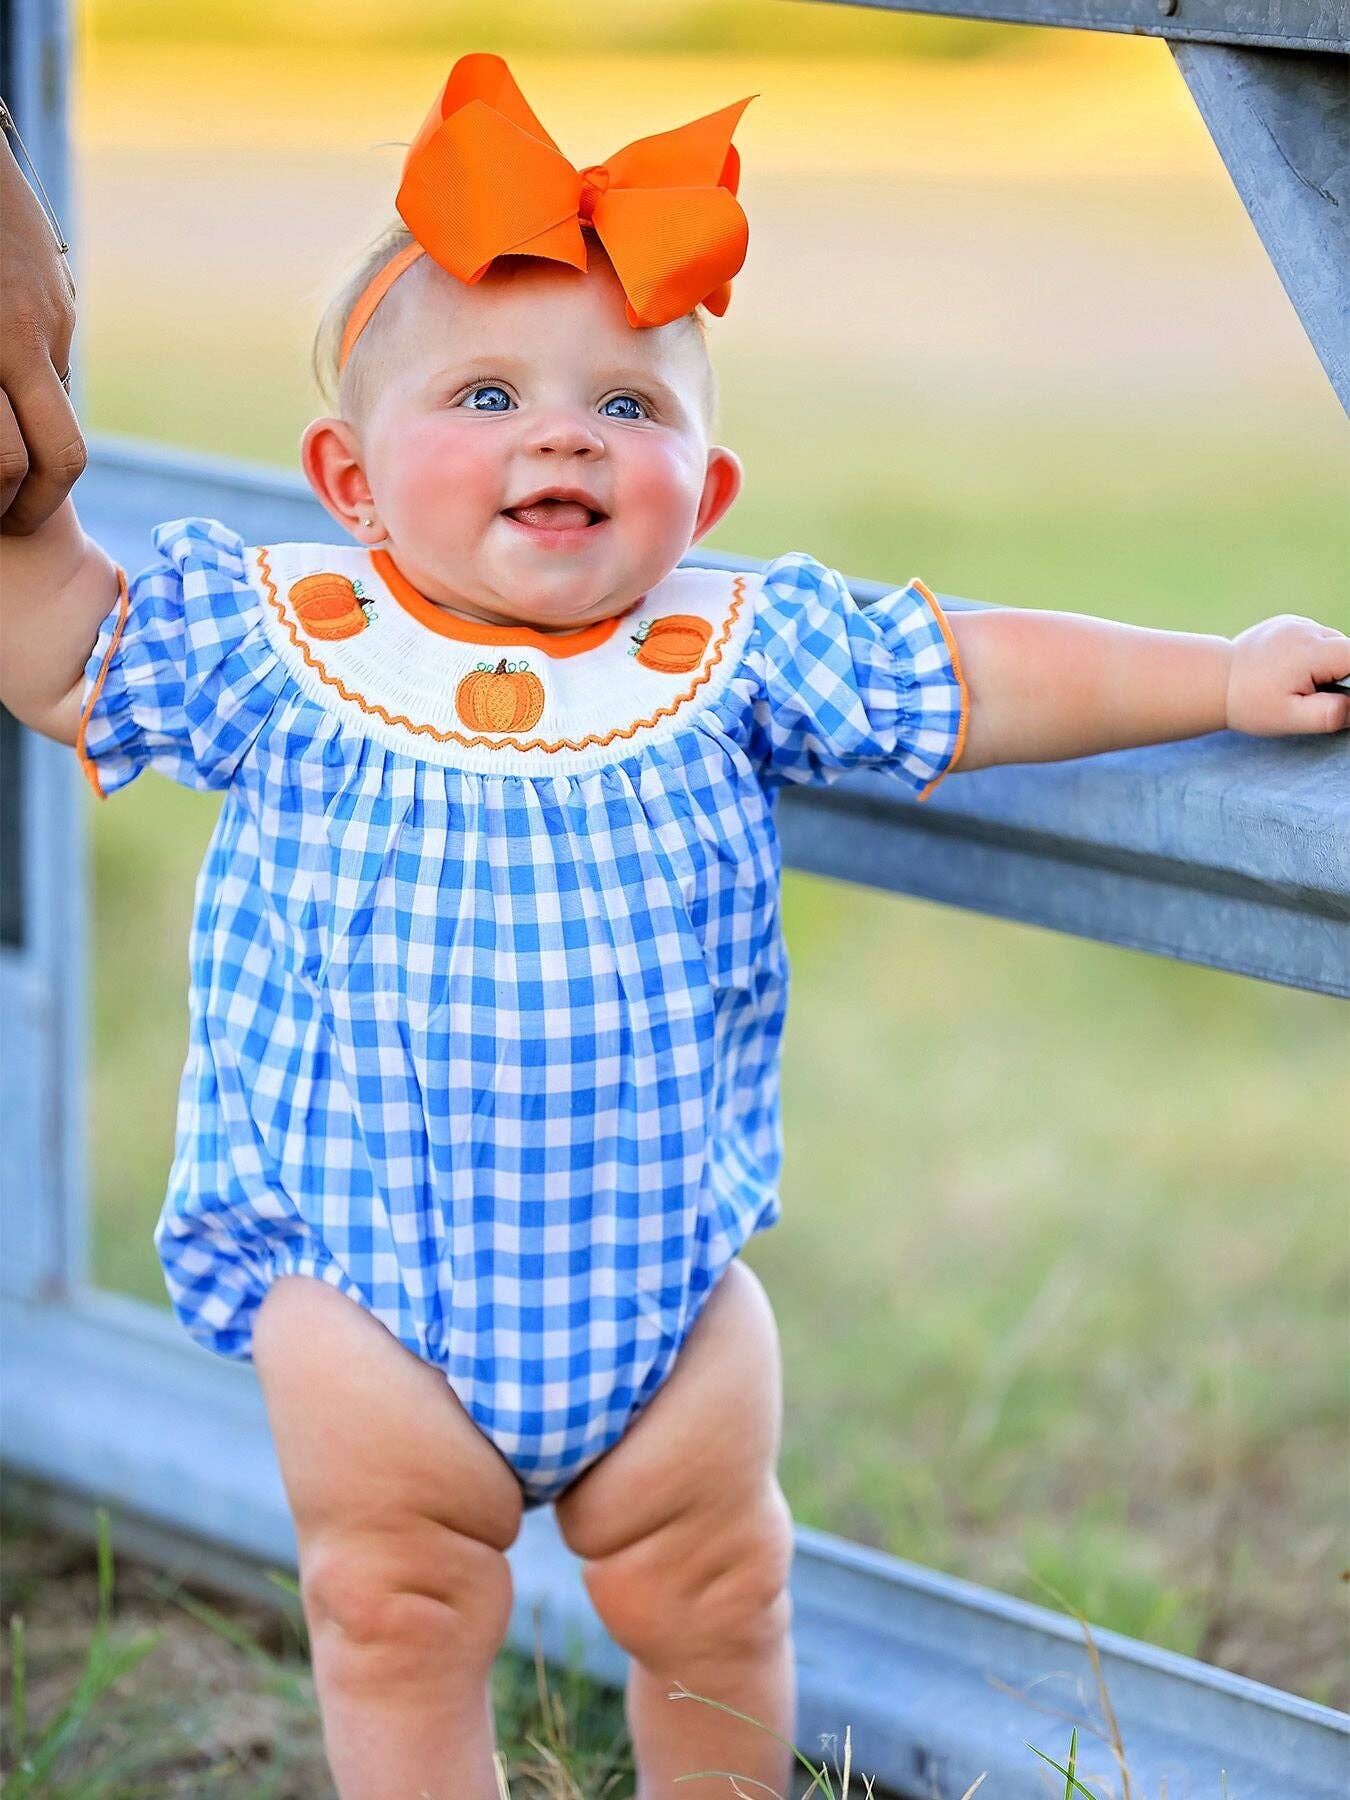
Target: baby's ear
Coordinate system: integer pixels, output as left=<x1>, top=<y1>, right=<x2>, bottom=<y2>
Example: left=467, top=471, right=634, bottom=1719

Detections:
left=300, top=417, right=383, bottom=544
left=691, top=445, right=743, bottom=545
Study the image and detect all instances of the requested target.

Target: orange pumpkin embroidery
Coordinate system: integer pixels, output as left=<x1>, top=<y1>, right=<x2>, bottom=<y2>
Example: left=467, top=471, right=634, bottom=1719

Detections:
left=455, top=657, right=546, bottom=732
left=630, top=613, right=713, bottom=674
left=289, top=573, right=375, bottom=641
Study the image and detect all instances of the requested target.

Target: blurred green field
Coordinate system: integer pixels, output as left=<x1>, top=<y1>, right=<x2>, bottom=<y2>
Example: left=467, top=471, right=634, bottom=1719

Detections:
left=75, top=29, right=1349, bottom=1711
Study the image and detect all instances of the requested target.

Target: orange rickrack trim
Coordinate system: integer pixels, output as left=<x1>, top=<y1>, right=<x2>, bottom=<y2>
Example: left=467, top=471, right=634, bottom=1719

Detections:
left=75, top=564, right=130, bottom=799
left=911, top=576, right=970, bottom=802
left=371, top=548, right=637, bottom=657
left=257, top=547, right=745, bottom=756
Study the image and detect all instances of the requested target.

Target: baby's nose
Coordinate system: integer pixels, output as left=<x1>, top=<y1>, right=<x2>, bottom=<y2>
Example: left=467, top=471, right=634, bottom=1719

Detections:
left=522, top=408, right=606, bottom=457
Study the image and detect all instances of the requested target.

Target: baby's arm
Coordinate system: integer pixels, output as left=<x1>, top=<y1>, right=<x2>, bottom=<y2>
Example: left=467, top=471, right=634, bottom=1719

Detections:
left=948, top=607, right=1350, bottom=772
left=0, top=497, right=120, bottom=745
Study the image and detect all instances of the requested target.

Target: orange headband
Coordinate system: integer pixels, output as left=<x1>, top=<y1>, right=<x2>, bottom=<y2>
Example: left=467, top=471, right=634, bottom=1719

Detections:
left=337, top=52, right=753, bottom=373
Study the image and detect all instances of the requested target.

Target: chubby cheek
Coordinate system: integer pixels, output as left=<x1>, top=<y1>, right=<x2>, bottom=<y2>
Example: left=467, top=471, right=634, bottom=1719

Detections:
left=376, top=422, right=501, bottom=544
left=617, top=440, right=703, bottom=564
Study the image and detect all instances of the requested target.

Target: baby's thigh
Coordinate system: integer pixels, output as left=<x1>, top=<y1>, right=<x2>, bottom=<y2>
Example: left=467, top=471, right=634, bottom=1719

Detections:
left=252, top=1275, right=524, bottom=1557
left=553, top=1259, right=785, bottom=1563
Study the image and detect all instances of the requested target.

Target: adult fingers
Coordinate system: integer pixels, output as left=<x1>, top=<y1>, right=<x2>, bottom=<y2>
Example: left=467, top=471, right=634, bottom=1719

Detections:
left=0, top=357, right=85, bottom=535
left=0, top=387, right=29, bottom=518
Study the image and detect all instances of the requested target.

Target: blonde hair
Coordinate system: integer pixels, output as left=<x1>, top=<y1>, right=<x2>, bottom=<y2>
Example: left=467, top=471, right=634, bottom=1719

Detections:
left=311, top=219, right=420, bottom=419
left=311, top=224, right=720, bottom=432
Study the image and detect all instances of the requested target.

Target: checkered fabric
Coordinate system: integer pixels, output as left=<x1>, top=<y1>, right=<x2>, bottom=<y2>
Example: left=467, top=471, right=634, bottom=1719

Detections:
left=80, top=519, right=966, bottom=1503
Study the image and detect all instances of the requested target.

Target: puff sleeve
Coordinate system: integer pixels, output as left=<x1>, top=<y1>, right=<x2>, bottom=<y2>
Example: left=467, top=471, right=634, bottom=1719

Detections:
left=741, top=552, right=968, bottom=798
left=76, top=518, right=285, bottom=798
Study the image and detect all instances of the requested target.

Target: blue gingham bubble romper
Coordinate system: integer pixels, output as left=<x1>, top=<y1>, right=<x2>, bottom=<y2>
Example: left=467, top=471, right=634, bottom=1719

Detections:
left=78, top=518, right=967, bottom=1504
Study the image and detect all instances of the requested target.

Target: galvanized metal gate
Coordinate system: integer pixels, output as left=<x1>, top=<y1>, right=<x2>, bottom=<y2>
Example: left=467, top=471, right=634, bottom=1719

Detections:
left=2, top=2, right=1347, bottom=1794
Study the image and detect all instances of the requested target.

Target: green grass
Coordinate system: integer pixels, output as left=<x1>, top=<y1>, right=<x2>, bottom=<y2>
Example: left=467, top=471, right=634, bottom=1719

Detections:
left=0, top=1506, right=1210, bottom=1798
left=0, top=1505, right=631, bottom=1798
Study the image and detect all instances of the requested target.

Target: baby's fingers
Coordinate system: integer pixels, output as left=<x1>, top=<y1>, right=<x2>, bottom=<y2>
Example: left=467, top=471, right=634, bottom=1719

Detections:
left=1306, top=634, right=1350, bottom=728
left=1228, top=618, right=1350, bottom=734
left=1308, top=629, right=1350, bottom=689
left=1297, top=632, right=1350, bottom=731
left=1289, top=688, right=1350, bottom=734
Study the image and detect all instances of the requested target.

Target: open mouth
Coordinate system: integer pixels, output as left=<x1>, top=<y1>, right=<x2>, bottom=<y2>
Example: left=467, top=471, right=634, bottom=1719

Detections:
left=501, top=496, right=608, bottom=531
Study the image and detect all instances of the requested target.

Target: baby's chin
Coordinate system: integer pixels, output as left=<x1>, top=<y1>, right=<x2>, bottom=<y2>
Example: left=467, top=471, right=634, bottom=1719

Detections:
left=446, top=572, right=648, bottom=636
left=490, top=587, right=645, bottom=635
left=476, top=561, right=667, bottom=632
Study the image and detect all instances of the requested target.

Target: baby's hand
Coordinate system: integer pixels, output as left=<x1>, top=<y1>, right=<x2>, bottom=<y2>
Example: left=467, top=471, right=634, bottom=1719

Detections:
left=1226, top=616, right=1350, bottom=737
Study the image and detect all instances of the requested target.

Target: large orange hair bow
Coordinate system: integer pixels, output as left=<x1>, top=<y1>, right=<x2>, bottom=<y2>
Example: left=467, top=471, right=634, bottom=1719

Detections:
left=338, top=53, right=753, bottom=371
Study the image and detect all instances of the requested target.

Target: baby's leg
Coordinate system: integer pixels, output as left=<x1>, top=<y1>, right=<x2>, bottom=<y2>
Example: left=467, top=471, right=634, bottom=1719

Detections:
left=553, top=1260, right=795, bottom=1800
left=251, top=1276, right=525, bottom=1800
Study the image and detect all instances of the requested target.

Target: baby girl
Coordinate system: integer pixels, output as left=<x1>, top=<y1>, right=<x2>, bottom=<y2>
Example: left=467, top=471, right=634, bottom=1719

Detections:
left=2, top=51, right=1346, bottom=1800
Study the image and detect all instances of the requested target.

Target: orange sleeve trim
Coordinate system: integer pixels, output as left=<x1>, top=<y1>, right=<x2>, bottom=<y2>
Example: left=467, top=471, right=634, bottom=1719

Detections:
left=259, top=548, right=746, bottom=754
left=911, top=577, right=970, bottom=803
left=75, top=564, right=130, bottom=801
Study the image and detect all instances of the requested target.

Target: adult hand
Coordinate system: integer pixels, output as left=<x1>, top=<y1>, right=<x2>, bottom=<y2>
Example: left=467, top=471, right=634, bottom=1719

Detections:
left=1, top=130, right=84, bottom=535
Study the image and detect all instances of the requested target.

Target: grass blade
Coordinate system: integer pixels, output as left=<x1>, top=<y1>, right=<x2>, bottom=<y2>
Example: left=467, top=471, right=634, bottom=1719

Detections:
left=19, top=1627, right=162, bottom=1785
left=668, top=1683, right=840, bottom=1794
left=672, top=1773, right=784, bottom=1795
left=1027, top=1739, right=1103, bottom=1800
left=1028, top=1574, right=1134, bottom=1800
left=2, top=1509, right=164, bottom=1795
left=8, top=1611, right=27, bottom=1761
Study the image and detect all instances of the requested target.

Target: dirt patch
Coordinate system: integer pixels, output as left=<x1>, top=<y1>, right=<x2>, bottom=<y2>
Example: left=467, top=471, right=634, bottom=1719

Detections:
left=1, top=1509, right=331, bottom=1796
left=0, top=1506, right=658, bottom=1798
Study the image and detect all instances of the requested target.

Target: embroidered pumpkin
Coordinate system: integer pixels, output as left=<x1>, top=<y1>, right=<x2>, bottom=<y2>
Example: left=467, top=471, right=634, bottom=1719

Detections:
left=631, top=613, right=712, bottom=674
left=289, top=573, right=372, bottom=641
left=455, top=657, right=545, bottom=732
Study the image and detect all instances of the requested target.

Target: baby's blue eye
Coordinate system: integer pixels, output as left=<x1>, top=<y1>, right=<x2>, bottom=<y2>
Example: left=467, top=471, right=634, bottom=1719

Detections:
left=462, top=385, right=514, bottom=412
left=601, top=395, right=646, bottom=421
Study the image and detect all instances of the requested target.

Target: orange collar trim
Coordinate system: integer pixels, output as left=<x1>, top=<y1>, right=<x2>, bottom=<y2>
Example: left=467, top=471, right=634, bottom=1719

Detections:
left=370, top=548, right=640, bottom=659
left=255, top=547, right=751, bottom=767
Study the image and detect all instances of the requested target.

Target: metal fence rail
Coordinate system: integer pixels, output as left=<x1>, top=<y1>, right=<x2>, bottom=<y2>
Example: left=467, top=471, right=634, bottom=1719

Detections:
left=825, top=0, right=1350, bottom=55
left=76, top=436, right=1350, bottom=1000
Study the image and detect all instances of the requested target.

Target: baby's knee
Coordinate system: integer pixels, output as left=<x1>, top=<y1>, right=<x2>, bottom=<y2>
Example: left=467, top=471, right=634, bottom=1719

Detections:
left=301, top=1517, right=514, bottom=1678
left=583, top=1480, right=795, bottom=1670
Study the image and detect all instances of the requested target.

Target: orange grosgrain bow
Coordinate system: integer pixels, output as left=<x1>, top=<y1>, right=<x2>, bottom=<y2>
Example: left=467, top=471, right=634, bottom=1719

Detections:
left=338, top=53, right=753, bottom=370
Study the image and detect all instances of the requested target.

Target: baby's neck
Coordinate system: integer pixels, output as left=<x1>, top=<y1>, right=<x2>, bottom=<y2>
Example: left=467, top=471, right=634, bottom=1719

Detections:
left=424, top=594, right=590, bottom=637
left=380, top=546, right=620, bottom=636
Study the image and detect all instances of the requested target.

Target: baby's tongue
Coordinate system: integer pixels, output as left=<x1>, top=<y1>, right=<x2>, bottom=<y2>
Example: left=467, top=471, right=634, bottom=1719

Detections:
left=508, top=498, right=592, bottom=530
